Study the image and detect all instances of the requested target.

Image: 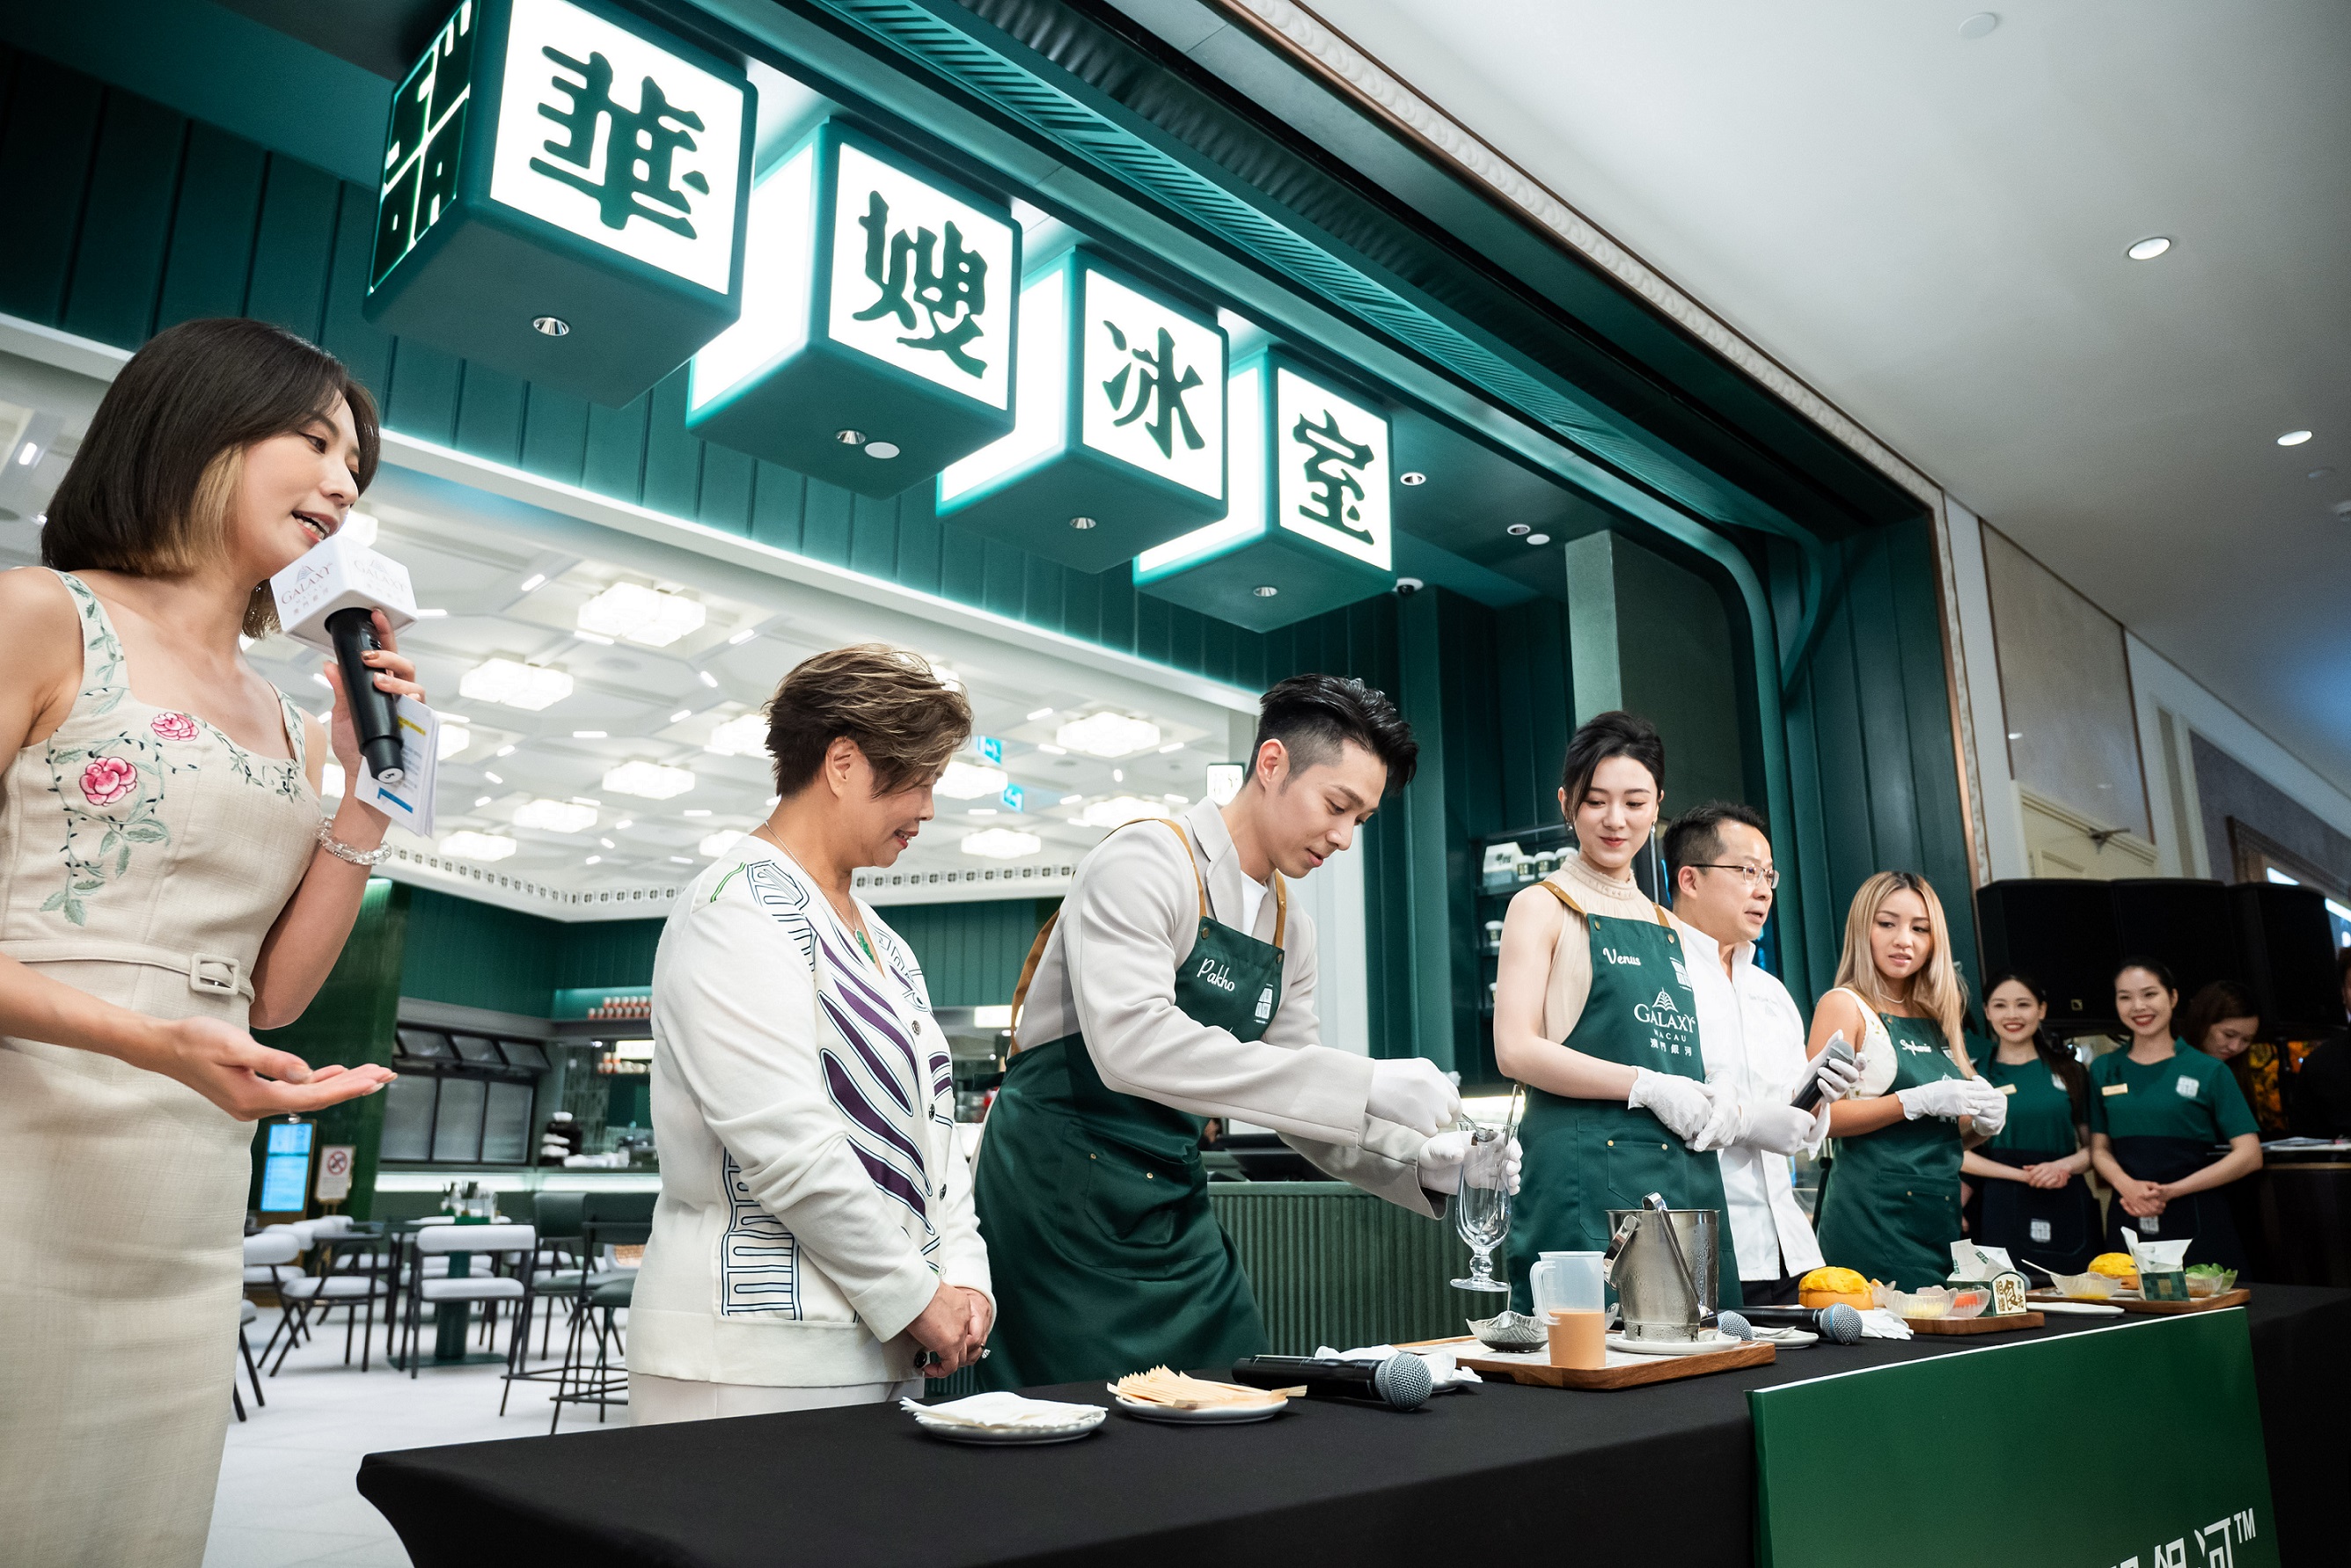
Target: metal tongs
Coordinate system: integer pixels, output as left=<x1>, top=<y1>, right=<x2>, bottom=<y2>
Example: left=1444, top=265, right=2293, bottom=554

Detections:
left=1602, top=1190, right=1719, bottom=1329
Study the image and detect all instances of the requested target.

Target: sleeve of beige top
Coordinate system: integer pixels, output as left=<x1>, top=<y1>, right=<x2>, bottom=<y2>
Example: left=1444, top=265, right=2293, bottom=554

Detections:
left=1064, top=827, right=1375, bottom=1145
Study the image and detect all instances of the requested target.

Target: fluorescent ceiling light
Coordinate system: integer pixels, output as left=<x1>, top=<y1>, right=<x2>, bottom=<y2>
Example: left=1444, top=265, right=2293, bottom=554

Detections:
left=442, top=831, right=517, bottom=861
left=577, top=582, right=707, bottom=647
left=705, top=714, right=768, bottom=757
left=573, top=730, right=607, bottom=739
left=962, top=828, right=1042, bottom=859
left=1027, top=707, right=1054, bottom=722
left=460, top=658, right=573, bottom=711
left=728, top=627, right=758, bottom=645
left=1076, top=795, right=1175, bottom=828
left=1157, top=742, right=1185, bottom=754
left=699, top=829, right=744, bottom=857
left=2126, top=236, right=2171, bottom=260
left=519, top=573, right=547, bottom=593
left=2267, top=868, right=2300, bottom=885
left=2278, top=430, right=2314, bottom=447
left=1057, top=712, right=1161, bottom=758
left=604, top=760, right=698, bottom=800
left=698, top=670, right=719, bottom=688
left=437, top=723, right=471, bottom=761
left=514, top=798, right=597, bottom=833
left=935, top=760, right=1009, bottom=800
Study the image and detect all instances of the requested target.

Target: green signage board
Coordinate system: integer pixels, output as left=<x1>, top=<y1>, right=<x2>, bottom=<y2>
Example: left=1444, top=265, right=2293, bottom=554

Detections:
left=935, top=248, right=1227, bottom=573
left=364, top=0, right=753, bottom=408
left=685, top=121, right=1020, bottom=499
left=1134, top=350, right=1394, bottom=630
left=1753, top=1313, right=2276, bottom=1568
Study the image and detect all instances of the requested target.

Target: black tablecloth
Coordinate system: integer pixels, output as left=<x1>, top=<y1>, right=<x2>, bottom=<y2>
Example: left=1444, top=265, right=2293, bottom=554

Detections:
left=360, top=1286, right=2351, bottom=1568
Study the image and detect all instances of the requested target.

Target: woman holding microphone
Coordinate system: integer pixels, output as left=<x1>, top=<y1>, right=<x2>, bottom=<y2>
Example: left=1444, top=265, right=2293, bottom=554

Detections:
left=1961, top=972, right=2098, bottom=1275
left=1, top=319, right=408, bottom=1564
left=2089, top=959, right=2262, bottom=1270
left=1808, top=873, right=2006, bottom=1289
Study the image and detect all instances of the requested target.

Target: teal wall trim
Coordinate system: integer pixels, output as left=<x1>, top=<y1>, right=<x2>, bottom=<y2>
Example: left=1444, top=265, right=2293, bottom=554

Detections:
left=251, top=877, right=407, bottom=1219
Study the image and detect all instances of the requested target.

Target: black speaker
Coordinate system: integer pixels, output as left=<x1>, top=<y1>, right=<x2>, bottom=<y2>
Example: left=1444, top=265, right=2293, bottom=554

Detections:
left=1975, top=879, right=2121, bottom=1026
left=2229, top=883, right=2346, bottom=1038
left=2111, top=878, right=2242, bottom=1004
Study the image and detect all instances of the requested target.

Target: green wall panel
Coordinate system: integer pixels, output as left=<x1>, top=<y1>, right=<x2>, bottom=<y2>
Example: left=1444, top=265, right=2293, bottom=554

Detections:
left=398, top=889, right=561, bottom=1017
left=62, top=90, right=181, bottom=347
left=554, top=917, right=666, bottom=993
left=250, top=877, right=407, bottom=1220
left=155, top=122, right=264, bottom=330
left=883, top=898, right=1055, bottom=1008
left=245, top=156, right=340, bottom=340
left=0, top=51, right=106, bottom=325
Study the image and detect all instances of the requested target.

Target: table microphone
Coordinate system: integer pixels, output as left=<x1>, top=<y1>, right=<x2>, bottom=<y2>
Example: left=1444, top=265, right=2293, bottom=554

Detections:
left=1230, top=1353, right=1432, bottom=1411
left=268, top=532, right=419, bottom=786
left=1736, top=1303, right=1864, bottom=1344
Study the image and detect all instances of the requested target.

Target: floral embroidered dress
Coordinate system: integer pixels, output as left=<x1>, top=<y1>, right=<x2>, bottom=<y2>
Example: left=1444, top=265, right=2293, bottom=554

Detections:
left=0, top=572, right=319, bottom=1568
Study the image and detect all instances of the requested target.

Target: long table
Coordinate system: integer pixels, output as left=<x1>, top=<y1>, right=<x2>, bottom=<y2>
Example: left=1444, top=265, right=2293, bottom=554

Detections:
left=359, top=1285, right=2351, bottom=1567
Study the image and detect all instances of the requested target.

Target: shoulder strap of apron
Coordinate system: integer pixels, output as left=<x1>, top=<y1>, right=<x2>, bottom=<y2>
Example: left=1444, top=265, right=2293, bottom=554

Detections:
left=1007, top=818, right=1211, bottom=1050
left=1536, top=880, right=1671, bottom=927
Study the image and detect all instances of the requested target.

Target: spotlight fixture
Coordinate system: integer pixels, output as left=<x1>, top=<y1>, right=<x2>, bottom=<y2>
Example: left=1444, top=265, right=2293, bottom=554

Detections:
left=1070, top=517, right=1098, bottom=531
left=1957, top=11, right=1997, bottom=39
left=1506, top=523, right=1532, bottom=537
left=1252, top=585, right=1278, bottom=598
left=836, top=429, right=867, bottom=446
left=1398, top=471, right=1427, bottom=487
left=2126, top=236, right=2172, bottom=261
left=865, top=442, right=901, bottom=459
left=531, top=315, right=570, bottom=337
left=2278, top=430, right=2314, bottom=447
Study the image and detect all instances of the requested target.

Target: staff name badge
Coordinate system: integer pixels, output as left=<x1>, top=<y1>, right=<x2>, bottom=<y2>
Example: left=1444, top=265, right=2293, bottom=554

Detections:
left=2102, top=1083, right=2129, bottom=1096
left=1999, top=1082, right=2018, bottom=1095
left=2176, top=1074, right=2200, bottom=1098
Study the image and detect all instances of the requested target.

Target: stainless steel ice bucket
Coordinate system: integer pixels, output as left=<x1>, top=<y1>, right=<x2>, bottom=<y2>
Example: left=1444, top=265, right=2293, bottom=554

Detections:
left=1601, top=1206, right=1719, bottom=1342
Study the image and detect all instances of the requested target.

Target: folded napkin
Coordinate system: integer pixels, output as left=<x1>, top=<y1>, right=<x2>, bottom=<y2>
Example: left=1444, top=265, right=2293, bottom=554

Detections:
left=1855, top=1309, right=1913, bottom=1341
left=903, top=1392, right=1102, bottom=1429
left=1316, top=1344, right=1482, bottom=1387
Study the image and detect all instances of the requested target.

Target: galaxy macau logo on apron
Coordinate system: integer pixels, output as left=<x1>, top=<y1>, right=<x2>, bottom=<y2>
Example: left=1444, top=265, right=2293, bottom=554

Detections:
left=1633, top=985, right=1697, bottom=1059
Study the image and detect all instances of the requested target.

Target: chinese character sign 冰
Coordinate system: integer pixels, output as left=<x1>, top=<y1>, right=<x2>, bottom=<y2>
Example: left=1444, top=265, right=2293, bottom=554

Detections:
left=1274, top=367, right=1389, bottom=570
left=1079, top=271, right=1224, bottom=499
left=825, top=144, right=1015, bottom=407
left=487, top=0, right=743, bottom=294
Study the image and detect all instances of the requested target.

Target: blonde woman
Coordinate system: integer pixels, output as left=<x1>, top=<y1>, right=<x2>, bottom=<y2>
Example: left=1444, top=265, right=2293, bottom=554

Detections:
left=1806, top=872, right=2006, bottom=1288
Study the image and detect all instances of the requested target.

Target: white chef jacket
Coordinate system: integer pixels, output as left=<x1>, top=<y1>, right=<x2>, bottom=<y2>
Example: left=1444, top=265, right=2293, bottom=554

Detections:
left=1670, top=914, right=1825, bottom=1281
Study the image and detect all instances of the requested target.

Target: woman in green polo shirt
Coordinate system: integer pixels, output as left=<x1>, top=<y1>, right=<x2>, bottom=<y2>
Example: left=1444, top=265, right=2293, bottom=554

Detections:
left=2088, top=958, right=2264, bottom=1271
left=1961, top=971, right=2099, bottom=1275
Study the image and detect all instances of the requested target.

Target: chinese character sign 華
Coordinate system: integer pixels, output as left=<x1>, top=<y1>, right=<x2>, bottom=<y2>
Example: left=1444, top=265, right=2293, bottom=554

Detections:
left=487, top=0, right=743, bottom=294
left=1274, top=367, right=1389, bottom=570
left=824, top=144, right=1015, bottom=408
left=1079, top=271, right=1224, bottom=500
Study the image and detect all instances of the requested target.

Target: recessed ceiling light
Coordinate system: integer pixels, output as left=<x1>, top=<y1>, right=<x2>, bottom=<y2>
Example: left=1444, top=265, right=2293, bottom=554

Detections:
left=1069, top=517, right=1097, bottom=531
left=2126, top=236, right=2172, bottom=261
left=474, top=795, right=493, bottom=808
left=494, top=745, right=516, bottom=758
left=865, top=442, right=901, bottom=460
left=442, top=831, right=516, bottom=861
left=1057, top=712, right=1162, bottom=758
left=460, top=658, right=572, bottom=711
left=669, top=855, right=694, bottom=864
left=414, top=607, right=449, bottom=619
left=2278, top=430, right=2314, bottom=446
left=669, top=709, right=692, bottom=724
left=1252, top=585, right=1278, bottom=597
left=1028, top=707, right=1055, bottom=722
left=578, top=582, right=707, bottom=648
left=1957, top=11, right=1997, bottom=40
left=519, top=573, right=548, bottom=593
left=604, top=760, right=698, bottom=800
left=2309, top=468, right=2337, bottom=480
left=1526, top=533, right=1551, bottom=546
left=969, top=807, right=998, bottom=817
left=599, top=838, right=615, bottom=849
left=1059, top=793, right=1083, bottom=805
left=583, top=854, right=601, bottom=865
left=962, top=827, right=1042, bottom=860
left=1506, top=523, right=1532, bottom=537
left=698, top=670, right=719, bottom=688
left=1158, top=742, right=1185, bottom=754
left=573, top=729, right=607, bottom=739
left=1398, top=471, right=1427, bottom=487
left=531, top=315, right=570, bottom=337
left=728, top=627, right=758, bottom=645
left=835, top=429, right=867, bottom=446
left=514, top=798, right=597, bottom=833
left=615, top=819, right=633, bottom=830
left=685, top=808, right=712, bottom=817
left=484, top=771, right=504, bottom=784
left=937, top=760, right=1010, bottom=800
left=1037, top=743, right=1067, bottom=756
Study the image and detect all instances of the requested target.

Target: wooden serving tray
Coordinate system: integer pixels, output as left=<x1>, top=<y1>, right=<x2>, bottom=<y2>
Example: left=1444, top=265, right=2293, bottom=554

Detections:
left=1902, top=1310, right=2045, bottom=1335
left=2026, top=1287, right=2251, bottom=1315
left=1408, top=1335, right=1775, bottom=1390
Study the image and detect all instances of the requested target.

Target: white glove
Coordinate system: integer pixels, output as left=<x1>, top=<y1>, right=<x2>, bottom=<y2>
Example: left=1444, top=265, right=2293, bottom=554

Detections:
left=1418, top=1132, right=1522, bottom=1196
left=1801, top=1048, right=1863, bottom=1106
left=1367, top=1057, right=1461, bottom=1136
left=1895, top=1077, right=1976, bottom=1121
left=1628, top=1069, right=1728, bottom=1147
left=1962, top=1080, right=2010, bottom=1137
left=1737, top=1101, right=1825, bottom=1157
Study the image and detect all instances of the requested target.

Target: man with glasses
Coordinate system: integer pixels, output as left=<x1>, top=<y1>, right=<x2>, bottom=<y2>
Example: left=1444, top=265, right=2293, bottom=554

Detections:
left=1662, top=803, right=1861, bottom=1305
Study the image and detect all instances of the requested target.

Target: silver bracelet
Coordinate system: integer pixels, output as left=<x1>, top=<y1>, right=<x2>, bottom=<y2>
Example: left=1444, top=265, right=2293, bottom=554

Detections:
left=316, top=817, right=393, bottom=866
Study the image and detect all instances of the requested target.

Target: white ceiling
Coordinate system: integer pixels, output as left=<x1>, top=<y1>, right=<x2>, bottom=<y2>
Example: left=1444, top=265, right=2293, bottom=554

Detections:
left=0, top=344, right=1246, bottom=919
left=1313, top=0, right=2351, bottom=788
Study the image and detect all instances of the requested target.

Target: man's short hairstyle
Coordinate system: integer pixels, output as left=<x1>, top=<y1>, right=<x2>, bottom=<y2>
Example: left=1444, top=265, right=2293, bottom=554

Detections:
left=765, top=644, right=972, bottom=798
left=42, top=318, right=381, bottom=637
left=1251, top=674, right=1417, bottom=791
left=1664, top=801, right=1770, bottom=880
left=1560, top=709, right=1664, bottom=804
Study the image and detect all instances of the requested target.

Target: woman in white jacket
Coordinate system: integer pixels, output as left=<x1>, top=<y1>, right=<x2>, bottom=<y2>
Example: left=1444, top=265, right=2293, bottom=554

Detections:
left=630, top=645, right=992, bottom=1423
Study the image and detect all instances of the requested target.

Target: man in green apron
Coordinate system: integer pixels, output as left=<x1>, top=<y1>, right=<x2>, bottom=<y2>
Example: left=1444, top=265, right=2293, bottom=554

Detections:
left=974, top=676, right=1490, bottom=1389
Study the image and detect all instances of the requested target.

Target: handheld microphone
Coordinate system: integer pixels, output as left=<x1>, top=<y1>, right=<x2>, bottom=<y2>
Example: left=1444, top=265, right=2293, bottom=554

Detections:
left=1791, top=1035, right=1856, bottom=1113
left=1736, top=1303, right=1864, bottom=1344
left=268, top=534, right=418, bottom=786
left=1229, top=1353, right=1432, bottom=1411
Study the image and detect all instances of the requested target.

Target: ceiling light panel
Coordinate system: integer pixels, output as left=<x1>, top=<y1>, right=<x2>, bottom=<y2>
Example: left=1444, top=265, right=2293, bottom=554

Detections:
left=577, top=582, right=708, bottom=647
left=514, top=798, right=597, bottom=833
left=1056, top=711, right=1162, bottom=758
left=442, top=831, right=519, bottom=861
left=704, top=713, right=768, bottom=756
left=460, top=658, right=574, bottom=711
left=604, top=760, right=698, bottom=800
left=935, top=760, right=1009, bottom=800
left=1075, top=795, right=1176, bottom=828
left=962, top=828, right=1043, bottom=859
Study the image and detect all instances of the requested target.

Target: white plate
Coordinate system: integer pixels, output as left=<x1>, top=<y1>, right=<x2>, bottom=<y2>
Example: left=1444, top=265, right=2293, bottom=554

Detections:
left=912, top=1410, right=1105, bottom=1445
left=1607, top=1330, right=1747, bottom=1358
left=1747, top=1327, right=1820, bottom=1349
left=1111, top=1394, right=1288, bottom=1424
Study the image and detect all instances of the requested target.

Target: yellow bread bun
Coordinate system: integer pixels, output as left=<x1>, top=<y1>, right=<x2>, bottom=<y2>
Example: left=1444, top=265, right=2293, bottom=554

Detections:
left=1797, top=1266, right=1874, bottom=1311
left=2088, top=1252, right=2138, bottom=1279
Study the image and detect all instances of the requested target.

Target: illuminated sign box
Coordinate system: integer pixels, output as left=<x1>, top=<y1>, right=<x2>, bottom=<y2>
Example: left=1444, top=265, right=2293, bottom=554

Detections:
left=363, top=0, right=753, bottom=408
left=1134, top=353, right=1392, bottom=630
left=936, top=249, right=1227, bottom=573
left=686, top=122, right=1019, bottom=499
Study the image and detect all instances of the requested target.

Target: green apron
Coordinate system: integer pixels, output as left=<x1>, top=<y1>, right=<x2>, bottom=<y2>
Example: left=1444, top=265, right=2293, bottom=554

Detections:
left=1970, top=1052, right=2098, bottom=1275
left=974, top=820, right=1284, bottom=1389
left=1814, top=1006, right=1967, bottom=1289
left=1505, top=884, right=1740, bottom=1315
